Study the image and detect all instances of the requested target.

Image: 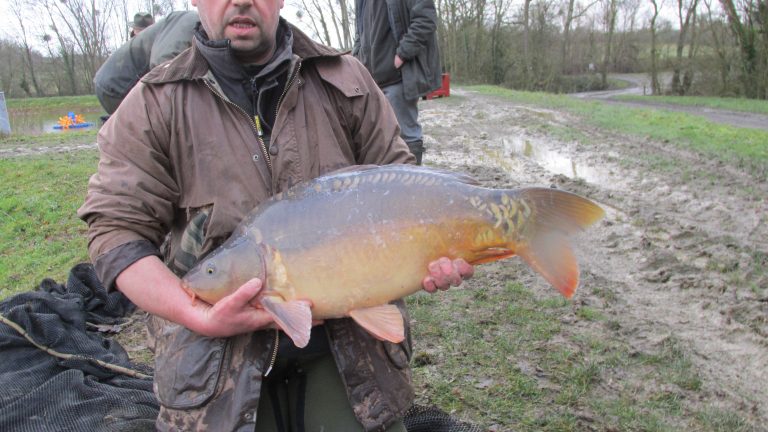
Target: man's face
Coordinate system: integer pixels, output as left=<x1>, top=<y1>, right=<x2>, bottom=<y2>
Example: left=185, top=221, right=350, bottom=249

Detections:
left=191, top=0, right=285, bottom=64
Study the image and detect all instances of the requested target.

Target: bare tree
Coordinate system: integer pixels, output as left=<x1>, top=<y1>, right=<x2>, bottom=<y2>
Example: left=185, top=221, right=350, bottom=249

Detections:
left=600, top=0, right=619, bottom=87
left=0, top=40, right=20, bottom=95
left=10, top=0, right=44, bottom=96
left=559, top=0, right=599, bottom=78
left=489, top=0, right=513, bottom=83
left=521, top=0, right=534, bottom=88
left=45, top=0, right=118, bottom=86
left=648, top=0, right=664, bottom=94
left=670, top=0, right=699, bottom=95
left=719, top=0, right=766, bottom=98
left=291, top=0, right=354, bottom=48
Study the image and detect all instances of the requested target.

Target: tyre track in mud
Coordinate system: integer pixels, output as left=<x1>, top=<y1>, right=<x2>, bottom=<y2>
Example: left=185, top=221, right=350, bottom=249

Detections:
left=419, top=89, right=768, bottom=428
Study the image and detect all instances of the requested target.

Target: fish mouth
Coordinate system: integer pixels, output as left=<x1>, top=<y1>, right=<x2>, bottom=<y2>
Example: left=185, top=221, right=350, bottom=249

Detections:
left=179, top=280, right=198, bottom=302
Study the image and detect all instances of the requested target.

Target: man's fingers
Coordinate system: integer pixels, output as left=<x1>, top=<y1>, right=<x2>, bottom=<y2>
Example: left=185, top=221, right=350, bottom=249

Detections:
left=425, top=258, right=474, bottom=292
left=422, top=276, right=438, bottom=293
left=221, top=278, right=263, bottom=308
left=455, top=258, right=474, bottom=280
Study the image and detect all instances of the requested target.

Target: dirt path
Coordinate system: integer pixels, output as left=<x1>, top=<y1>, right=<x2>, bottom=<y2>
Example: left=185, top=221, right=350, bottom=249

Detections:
left=572, top=73, right=768, bottom=132
left=419, top=89, right=768, bottom=428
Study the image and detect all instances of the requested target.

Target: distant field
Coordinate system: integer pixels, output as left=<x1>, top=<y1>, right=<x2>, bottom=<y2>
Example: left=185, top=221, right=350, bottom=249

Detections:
left=5, top=95, right=101, bottom=111
left=616, top=95, right=768, bottom=115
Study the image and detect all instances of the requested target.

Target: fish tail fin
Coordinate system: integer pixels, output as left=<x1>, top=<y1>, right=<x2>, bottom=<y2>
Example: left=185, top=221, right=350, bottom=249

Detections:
left=500, top=187, right=604, bottom=298
left=517, top=235, right=580, bottom=298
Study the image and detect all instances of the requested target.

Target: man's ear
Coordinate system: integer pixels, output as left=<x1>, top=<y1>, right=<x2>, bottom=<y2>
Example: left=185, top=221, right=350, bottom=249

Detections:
left=191, top=0, right=198, bottom=6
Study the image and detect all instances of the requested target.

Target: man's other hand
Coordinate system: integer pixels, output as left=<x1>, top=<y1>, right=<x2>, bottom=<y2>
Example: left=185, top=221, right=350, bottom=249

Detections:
left=422, top=257, right=474, bottom=293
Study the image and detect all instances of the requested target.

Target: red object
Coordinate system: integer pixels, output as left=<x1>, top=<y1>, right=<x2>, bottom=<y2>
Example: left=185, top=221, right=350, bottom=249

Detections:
left=423, top=73, right=450, bottom=100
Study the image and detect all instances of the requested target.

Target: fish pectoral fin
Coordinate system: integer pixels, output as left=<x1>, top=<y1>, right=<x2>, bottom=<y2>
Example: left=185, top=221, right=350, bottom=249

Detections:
left=517, top=234, right=579, bottom=299
left=349, top=304, right=405, bottom=344
left=260, top=296, right=313, bottom=348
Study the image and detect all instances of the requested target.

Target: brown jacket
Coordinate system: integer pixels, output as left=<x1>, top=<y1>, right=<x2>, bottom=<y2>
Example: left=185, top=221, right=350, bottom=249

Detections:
left=79, top=24, right=415, bottom=431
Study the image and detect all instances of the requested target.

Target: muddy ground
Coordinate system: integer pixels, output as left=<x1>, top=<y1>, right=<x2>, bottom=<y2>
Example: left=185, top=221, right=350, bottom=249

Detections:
left=416, top=88, right=767, bottom=429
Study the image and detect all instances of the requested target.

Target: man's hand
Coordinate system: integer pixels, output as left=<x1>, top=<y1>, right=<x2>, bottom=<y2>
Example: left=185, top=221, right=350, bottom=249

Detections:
left=116, top=256, right=276, bottom=338
left=422, top=257, right=474, bottom=293
left=193, top=278, right=276, bottom=338
left=394, top=54, right=404, bottom=69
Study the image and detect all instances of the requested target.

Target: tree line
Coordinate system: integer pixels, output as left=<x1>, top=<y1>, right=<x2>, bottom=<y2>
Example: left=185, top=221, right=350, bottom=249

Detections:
left=1, top=0, right=766, bottom=100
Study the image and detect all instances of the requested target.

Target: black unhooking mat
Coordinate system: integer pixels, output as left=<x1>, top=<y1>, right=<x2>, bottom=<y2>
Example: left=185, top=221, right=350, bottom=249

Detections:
left=0, top=263, right=483, bottom=432
left=0, top=263, right=159, bottom=432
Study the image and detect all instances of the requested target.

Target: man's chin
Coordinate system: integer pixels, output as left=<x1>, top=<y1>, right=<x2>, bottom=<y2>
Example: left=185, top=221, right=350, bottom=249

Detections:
left=230, top=38, right=274, bottom=63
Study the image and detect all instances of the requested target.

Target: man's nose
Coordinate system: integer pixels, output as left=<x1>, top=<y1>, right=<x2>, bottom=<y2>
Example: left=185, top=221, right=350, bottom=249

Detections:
left=231, top=0, right=254, bottom=8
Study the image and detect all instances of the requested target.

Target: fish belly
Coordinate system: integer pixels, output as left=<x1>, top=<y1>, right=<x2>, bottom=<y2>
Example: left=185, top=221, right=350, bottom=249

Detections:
left=276, top=219, right=482, bottom=319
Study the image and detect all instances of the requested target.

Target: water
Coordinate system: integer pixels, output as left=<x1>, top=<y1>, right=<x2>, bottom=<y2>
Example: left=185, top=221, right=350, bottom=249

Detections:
left=501, top=136, right=610, bottom=184
left=7, top=105, right=104, bottom=135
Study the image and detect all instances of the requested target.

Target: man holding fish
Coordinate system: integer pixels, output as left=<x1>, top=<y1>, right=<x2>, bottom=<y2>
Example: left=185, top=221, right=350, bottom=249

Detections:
left=79, top=0, right=474, bottom=430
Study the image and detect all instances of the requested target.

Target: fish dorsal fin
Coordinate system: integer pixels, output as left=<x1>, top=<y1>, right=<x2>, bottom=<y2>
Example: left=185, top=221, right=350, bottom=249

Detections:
left=319, top=165, right=482, bottom=187
left=260, top=296, right=313, bottom=348
left=517, top=234, right=579, bottom=298
left=349, top=304, right=405, bottom=343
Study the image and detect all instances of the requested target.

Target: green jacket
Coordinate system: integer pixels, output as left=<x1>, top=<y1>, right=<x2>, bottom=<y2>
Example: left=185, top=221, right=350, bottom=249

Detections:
left=353, top=0, right=442, bottom=97
left=93, top=11, right=198, bottom=114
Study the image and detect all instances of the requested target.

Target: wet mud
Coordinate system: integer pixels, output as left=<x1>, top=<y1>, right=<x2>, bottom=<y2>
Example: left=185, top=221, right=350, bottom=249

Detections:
left=420, top=88, right=768, bottom=428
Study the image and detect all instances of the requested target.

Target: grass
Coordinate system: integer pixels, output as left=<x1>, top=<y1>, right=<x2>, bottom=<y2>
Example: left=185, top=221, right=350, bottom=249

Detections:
left=5, top=95, right=102, bottom=111
left=468, top=85, right=768, bottom=180
left=0, top=130, right=98, bottom=150
left=0, top=151, right=97, bottom=298
left=616, top=95, right=768, bottom=115
left=406, top=273, right=748, bottom=431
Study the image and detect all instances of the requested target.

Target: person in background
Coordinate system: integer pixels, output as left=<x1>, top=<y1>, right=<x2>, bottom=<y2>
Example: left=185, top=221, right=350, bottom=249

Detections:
left=129, top=12, right=155, bottom=38
left=352, top=0, right=442, bottom=165
left=78, top=0, right=473, bottom=430
left=94, top=11, right=199, bottom=115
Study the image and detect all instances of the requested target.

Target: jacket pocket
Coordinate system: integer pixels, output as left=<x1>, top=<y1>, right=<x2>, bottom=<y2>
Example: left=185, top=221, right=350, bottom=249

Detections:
left=150, top=316, right=229, bottom=409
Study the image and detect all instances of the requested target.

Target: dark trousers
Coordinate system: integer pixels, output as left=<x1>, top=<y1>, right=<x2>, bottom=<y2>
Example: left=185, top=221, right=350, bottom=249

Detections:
left=255, top=352, right=407, bottom=432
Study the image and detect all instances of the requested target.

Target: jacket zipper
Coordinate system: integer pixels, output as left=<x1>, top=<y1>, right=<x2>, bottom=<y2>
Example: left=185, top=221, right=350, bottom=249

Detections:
left=202, top=63, right=303, bottom=378
left=264, top=328, right=279, bottom=377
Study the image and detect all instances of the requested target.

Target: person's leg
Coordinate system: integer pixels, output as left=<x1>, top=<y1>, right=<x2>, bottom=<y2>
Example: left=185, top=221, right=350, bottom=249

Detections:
left=255, top=367, right=290, bottom=432
left=298, top=353, right=408, bottom=432
left=381, top=82, right=424, bottom=165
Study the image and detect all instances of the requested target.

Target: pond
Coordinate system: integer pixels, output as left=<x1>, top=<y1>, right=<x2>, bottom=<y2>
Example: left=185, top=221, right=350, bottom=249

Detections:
left=6, top=105, right=106, bottom=135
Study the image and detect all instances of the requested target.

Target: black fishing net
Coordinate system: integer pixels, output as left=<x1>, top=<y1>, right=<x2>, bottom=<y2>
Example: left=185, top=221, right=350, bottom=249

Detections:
left=404, top=404, right=485, bottom=432
left=0, top=264, right=484, bottom=432
left=0, top=263, right=158, bottom=432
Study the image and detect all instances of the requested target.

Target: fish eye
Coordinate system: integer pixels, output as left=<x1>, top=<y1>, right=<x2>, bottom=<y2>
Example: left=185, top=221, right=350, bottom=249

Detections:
left=205, top=264, right=216, bottom=275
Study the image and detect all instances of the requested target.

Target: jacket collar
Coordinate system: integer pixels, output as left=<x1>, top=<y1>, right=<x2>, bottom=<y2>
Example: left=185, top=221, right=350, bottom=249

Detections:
left=142, top=20, right=344, bottom=85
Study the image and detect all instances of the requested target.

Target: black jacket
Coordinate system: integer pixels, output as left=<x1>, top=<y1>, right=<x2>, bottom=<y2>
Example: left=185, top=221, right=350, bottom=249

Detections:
left=353, top=0, right=442, bottom=98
